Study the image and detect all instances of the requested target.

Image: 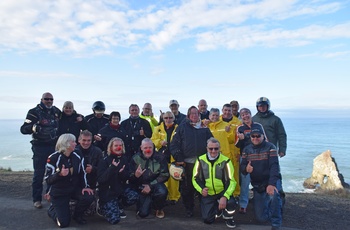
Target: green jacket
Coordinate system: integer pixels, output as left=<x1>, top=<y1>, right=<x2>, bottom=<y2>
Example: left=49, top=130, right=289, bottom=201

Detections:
left=192, top=153, right=236, bottom=200
left=252, top=110, right=287, bottom=155
left=129, top=152, right=169, bottom=188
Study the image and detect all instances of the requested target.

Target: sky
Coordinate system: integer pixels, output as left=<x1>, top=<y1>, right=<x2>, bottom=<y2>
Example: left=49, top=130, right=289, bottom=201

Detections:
left=1, top=0, right=350, bottom=120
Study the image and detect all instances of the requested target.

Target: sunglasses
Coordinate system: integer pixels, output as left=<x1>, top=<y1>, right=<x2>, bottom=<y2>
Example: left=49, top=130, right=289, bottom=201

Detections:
left=251, top=134, right=261, bottom=138
left=208, top=147, right=219, bottom=151
left=43, top=98, right=54, bottom=101
left=163, top=117, right=173, bottom=119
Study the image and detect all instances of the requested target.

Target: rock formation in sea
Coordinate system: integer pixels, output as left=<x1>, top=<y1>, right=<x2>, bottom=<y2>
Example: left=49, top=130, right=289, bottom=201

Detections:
left=303, top=150, right=349, bottom=190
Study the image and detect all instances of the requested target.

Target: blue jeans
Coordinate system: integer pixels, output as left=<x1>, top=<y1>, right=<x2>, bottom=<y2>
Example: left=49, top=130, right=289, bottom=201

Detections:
left=32, top=145, right=55, bottom=202
left=239, top=173, right=250, bottom=208
left=252, top=179, right=283, bottom=228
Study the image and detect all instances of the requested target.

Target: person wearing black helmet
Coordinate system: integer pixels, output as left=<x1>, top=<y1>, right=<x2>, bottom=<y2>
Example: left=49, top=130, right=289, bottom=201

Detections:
left=85, top=101, right=109, bottom=148
left=252, top=97, right=287, bottom=158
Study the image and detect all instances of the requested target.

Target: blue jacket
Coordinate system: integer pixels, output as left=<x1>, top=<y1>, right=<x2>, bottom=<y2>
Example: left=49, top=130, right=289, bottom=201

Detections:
left=170, top=119, right=213, bottom=163
left=240, top=140, right=281, bottom=187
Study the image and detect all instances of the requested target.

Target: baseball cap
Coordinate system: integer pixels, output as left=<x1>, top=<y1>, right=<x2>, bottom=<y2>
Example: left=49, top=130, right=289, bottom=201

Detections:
left=250, top=128, right=263, bottom=135
left=169, top=100, right=179, bottom=106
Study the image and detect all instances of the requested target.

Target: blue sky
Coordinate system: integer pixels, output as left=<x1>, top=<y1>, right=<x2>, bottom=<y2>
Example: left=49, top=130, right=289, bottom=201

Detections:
left=1, top=0, right=349, bottom=120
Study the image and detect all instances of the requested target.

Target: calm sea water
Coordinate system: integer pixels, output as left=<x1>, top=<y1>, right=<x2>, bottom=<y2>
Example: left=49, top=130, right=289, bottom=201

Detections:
left=1, top=118, right=349, bottom=193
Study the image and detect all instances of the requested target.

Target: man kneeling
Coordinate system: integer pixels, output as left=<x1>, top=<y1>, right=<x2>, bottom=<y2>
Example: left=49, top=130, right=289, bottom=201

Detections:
left=192, top=137, right=237, bottom=228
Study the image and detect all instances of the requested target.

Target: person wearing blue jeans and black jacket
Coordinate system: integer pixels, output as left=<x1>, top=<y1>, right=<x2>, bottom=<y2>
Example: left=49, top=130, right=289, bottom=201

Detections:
left=240, top=127, right=283, bottom=230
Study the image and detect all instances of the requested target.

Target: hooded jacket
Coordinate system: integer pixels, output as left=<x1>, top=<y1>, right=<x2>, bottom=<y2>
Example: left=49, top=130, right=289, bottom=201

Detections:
left=252, top=110, right=287, bottom=155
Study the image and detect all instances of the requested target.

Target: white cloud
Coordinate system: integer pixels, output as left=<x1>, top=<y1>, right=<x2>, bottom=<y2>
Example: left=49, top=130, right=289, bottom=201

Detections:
left=0, top=70, right=79, bottom=79
left=195, top=22, right=350, bottom=51
left=321, top=51, right=350, bottom=58
left=0, top=0, right=348, bottom=55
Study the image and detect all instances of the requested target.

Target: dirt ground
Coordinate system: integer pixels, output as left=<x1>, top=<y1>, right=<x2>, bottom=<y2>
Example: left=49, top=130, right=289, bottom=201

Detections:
left=0, top=171, right=349, bottom=230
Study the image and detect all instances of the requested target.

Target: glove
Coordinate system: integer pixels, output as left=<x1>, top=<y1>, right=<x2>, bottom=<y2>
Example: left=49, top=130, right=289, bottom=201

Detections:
left=32, top=124, right=42, bottom=133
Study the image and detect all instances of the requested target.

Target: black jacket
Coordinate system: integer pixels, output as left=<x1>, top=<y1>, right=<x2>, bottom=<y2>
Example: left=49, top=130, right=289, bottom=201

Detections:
left=58, top=111, right=88, bottom=141
left=45, top=151, right=89, bottom=196
left=20, top=103, right=61, bottom=146
left=85, top=113, right=109, bottom=136
left=120, top=117, right=152, bottom=155
left=97, top=154, right=131, bottom=205
left=97, top=124, right=126, bottom=152
left=75, top=145, right=103, bottom=189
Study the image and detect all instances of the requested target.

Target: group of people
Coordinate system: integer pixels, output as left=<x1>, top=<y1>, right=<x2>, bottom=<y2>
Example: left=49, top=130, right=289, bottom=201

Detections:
left=20, top=92, right=287, bottom=230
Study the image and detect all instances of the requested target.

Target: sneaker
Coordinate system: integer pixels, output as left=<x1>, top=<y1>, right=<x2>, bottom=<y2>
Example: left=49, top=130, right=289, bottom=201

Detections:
left=239, top=207, right=246, bottom=214
left=120, top=209, right=127, bottom=219
left=271, top=227, right=281, bottom=230
left=156, top=210, right=165, bottom=219
left=225, top=219, right=236, bottom=228
left=33, top=201, right=42, bottom=209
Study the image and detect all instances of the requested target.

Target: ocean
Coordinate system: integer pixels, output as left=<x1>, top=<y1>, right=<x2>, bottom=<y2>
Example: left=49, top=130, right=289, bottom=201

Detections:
left=1, top=118, right=349, bottom=193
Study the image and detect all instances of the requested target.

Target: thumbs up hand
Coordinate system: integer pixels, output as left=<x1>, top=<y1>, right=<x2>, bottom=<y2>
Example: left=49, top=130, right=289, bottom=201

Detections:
left=246, top=161, right=253, bottom=173
left=140, top=127, right=144, bottom=136
left=60, top=164, right=69, bottom=176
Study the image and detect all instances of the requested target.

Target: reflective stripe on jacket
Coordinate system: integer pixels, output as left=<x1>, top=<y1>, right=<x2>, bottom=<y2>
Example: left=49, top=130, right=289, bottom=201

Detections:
left=192, top=153, right=236, bottom=200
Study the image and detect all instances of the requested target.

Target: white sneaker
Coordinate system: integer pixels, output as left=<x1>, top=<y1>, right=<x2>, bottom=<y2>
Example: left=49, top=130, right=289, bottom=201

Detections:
left=34, top=201, right=42, bottom=209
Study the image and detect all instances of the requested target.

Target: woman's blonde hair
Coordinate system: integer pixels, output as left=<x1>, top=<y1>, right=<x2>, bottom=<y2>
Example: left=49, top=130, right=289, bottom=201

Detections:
left=107, top=137, right=125, bottom=155
left=55, top=133, right=76, bottom=153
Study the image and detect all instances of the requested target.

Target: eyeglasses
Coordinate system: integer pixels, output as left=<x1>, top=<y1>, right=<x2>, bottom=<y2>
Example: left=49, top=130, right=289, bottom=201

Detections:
left=43, top=98, right=54, bottom=101
left=208, top=147, right=219, bottom=151
left=251, top=134, right=261, bottom=138
left=163, top=117, right=173, bottom=119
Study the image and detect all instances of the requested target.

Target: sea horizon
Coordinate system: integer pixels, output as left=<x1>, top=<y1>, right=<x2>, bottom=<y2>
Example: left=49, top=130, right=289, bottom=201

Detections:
left=1, top=117, right=349, bottom=193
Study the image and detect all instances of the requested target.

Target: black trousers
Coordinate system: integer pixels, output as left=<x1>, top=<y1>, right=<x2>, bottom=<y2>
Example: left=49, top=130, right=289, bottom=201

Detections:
left=200, top=194, right=236, bottom=224
left=137, top=183, right=168, bottom=218
left=31, top=145, right=55, bottom=202
left=180, top=162, right=196, bottom=210
left=48, top=190, right=94, bottom=228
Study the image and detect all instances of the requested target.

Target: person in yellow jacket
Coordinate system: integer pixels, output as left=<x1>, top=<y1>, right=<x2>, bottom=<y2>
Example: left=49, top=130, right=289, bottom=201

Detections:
left=151, top=111, right=180, bottom=204
left=140, top=103, right=159, bottom=130
left=220, top=103, right=242, bottom=197
left=192, top=137, right=237, bottom=228
left=208, top=108, right=235, bottom=159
